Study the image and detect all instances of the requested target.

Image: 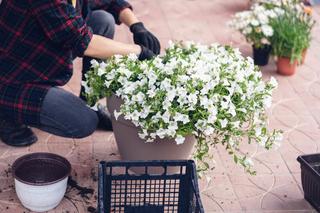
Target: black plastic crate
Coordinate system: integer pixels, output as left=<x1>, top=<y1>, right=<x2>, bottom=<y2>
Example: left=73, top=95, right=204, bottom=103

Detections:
left=98, top=160, right=204, bottom=213
left=297, top=154, right=320, bottom=212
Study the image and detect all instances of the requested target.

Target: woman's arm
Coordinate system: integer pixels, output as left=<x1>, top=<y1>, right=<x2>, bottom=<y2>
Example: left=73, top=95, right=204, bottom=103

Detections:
left=29, top=0, right=93, bottom=57
left=84, top=34, right=141, bottom=59
left=119, top=8, right=139, bottom=27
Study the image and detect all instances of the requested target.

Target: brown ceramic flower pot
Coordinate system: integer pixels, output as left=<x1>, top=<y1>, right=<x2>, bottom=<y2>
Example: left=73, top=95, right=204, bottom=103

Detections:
left=276, top=57, right=298, bottom=76
left=107, top=95, right=196, bottom=173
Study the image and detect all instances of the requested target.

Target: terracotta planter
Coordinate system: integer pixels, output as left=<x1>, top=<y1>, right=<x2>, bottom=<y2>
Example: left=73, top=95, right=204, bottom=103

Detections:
left=252, top=45, right=272, bottom=66
left=276, top=57, right=298, bottom=76
left=107, top=95, right=196, bottom=172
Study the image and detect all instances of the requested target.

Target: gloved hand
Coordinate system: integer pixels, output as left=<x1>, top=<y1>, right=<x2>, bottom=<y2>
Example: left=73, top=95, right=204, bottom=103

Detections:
left=130, top=22, right=161, bottom=55
left=138, top=45, right=155, bottom=61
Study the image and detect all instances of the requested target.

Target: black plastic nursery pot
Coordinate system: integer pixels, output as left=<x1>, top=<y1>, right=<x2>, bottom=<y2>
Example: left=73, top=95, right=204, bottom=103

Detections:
left=253, top=45, right=272, bottom=66
left=12, top=152, right=71, bottom=185
left=297, top=153, right=320, bottom=212
left=98, top=160, right=204, bottom=213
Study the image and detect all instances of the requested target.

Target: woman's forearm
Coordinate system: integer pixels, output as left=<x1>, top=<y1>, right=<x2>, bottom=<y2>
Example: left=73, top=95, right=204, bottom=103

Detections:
left=84, top=34, right=141, bottom=59
left=119, top=8, right=139, bottom=27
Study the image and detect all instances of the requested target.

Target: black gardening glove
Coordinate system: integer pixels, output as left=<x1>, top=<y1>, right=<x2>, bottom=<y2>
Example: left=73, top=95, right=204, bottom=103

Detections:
left=130, top=22, right=161, bottom=55
left=138, top=45, right=155, bottom=61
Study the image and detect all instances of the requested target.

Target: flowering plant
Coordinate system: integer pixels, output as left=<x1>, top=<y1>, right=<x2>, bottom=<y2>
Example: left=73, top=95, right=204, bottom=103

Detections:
left=228, top=4, right=283, bottom=48
left=253, top=0, right=315, bottom=32
left=84, top=41, right=282, bottom=174
left=252, top=0, right=300, bottom=6
left=263, top=1, right=315, bottom=62
left=270, top=9, right=314, bottom=62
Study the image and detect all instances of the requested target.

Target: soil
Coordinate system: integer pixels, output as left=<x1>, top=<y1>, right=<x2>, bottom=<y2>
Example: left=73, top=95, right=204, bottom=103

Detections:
left=87, top=206, right=97, bottom=213
left=67, top=177, right=94, bottom=199
left=4, top=165, right=11, bottom=178
left=90, top=168, right=98, bottom=182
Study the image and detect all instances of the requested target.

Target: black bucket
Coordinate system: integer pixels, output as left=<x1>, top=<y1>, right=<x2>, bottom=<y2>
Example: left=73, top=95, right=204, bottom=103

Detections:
left=253, top=45, right=272, bottom=66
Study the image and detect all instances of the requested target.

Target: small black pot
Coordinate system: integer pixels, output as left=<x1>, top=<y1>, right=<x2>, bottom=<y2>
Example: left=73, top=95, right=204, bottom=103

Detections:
left=253, top=45, right=272, bottom=66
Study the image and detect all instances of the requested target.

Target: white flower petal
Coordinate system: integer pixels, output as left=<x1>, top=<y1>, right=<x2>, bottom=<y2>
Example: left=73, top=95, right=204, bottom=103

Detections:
left=175, top=135, right=185, bottom=145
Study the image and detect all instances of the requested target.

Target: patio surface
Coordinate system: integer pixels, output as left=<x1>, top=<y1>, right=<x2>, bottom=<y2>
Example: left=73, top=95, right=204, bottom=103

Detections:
left=0, top=0, right=320, bottom=212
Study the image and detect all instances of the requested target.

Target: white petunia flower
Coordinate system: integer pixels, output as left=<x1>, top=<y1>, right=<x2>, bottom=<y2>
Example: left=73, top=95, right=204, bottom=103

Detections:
left=168, top=40, right=175, bottom=48
left=147, top=88, right=157, bottom=98
left=138, top=132, right=147, bottom=139
left=97, top=68, right=105, bottom=76
left=204, top=126, right=215, bottom=136
left=157, top=129, right=168, bottom=139
left=228, top=139, right=235, bottom=147
left=220, top=119, right=228, bottom=128
left=90, top=59, right=99, bottom=68
left=99, top=61, right=107, bottom=69
left=134, top=92, right=145, bottom=104
left=244, top=158, right=254, bottom=167
left=162, top=111, right=171, bottom=123
left=228, top=105, right=237, bottom=117
left=114, top=110, right=122, bottom=120
left=273, top=131, right=283, bottom=150
left=81, top=81, right=92, bottom=94
left=146, top=138, right=154, bottom=143
left=221, top=96, right=231, bottom=109
left=187, top=93, right=198, bottom=104
left=263, top=96, right=273, bottom=108
left=90, top=103, right=98, bottom=111
left=175, top=135, right=185, bottom=145
left=119, top=68, right=132, bottom=78
left=269, top=77, right=278, bottom=88
left=128, top=53, right=138, bottom=61
left=255, top=127, right=262, bottom=137
left=174, top=113, right=190, bottom=124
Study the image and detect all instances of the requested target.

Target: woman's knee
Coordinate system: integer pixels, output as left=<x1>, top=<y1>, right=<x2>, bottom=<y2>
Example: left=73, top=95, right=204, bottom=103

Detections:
left=88, top=10, right=115, bottom=38
left=40, top=110, right=98, bottom=139
left=71, top=109, right=98, bottom=138
left=40, top=87, right=98, bottom=138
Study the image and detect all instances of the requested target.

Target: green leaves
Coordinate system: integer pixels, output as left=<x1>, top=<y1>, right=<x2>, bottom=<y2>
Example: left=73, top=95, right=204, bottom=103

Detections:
left=270, top=5, right=315, bottom=63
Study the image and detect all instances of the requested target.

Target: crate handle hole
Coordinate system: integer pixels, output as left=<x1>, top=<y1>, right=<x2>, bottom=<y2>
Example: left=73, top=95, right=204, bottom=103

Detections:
left=146, top=166, right=165, bottom=175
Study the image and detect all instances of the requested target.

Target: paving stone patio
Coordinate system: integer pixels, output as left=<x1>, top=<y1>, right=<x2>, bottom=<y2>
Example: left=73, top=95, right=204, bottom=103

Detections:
left=0, top=0, right=320, bottom=212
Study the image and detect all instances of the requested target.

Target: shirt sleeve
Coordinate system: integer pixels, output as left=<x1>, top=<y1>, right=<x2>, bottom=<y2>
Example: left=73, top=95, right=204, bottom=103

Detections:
left=88, top=0, right=132, bottom=24
left=28, top=0, right=93, bottom=57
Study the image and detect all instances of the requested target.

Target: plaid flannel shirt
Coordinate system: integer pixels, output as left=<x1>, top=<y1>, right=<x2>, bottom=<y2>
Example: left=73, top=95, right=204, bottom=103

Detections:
left=0, top=0, right=131, bottom=125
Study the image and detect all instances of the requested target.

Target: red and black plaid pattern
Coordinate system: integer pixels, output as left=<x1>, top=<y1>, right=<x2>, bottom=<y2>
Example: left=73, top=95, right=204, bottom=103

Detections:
left=0, top=0, right=131, bottom=125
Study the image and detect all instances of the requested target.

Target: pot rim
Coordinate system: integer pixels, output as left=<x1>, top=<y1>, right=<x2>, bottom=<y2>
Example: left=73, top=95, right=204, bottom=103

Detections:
left=277, top=56, right=299, bottom=64
left=252, top=44, right=272, bottom=49
left=107, top=95, right=136, bottom=128
left=12, top=152, right=71, bottom=186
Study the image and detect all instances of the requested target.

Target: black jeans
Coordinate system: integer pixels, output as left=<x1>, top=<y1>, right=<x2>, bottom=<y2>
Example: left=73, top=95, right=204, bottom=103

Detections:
left=37, top=10, right=115, bottom=138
